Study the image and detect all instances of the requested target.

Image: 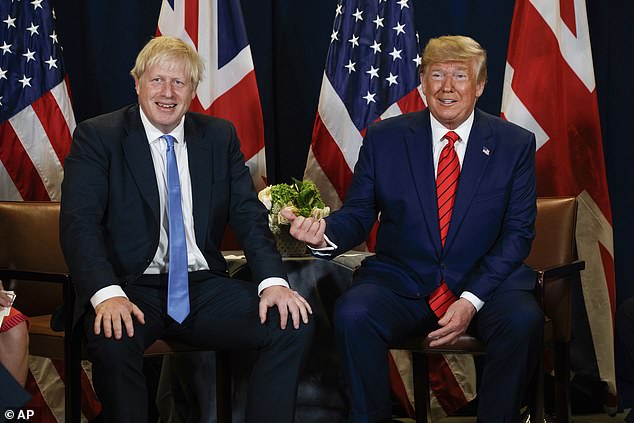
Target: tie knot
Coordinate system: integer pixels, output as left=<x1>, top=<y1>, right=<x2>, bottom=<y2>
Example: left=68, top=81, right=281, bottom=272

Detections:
left=443, top=131, right=460, bottom=147
left=163, top=135, right=176, bottom=149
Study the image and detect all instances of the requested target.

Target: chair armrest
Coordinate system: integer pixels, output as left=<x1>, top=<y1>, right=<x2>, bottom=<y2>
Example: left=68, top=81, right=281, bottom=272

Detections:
left=0, top=268, right=70, bottom=284
left=533, top=260, right=585, bottom=283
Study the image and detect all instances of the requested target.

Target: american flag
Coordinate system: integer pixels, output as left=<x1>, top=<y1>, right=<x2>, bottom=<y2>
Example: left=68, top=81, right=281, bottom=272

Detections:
left=304, top=0, right=425, bottom=211
left=501, top=0, right=617, bottom=411
left=304, top=0, right=475, bottom=418
left=0, top=0, right=75, bottom=201
left=157, top=0, right=266, bottom=190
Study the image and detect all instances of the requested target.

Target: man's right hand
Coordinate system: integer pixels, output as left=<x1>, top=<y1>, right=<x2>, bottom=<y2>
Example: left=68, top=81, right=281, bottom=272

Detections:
left=280, top=209, right=328, bottom=249
left=94, top=297, right=145, bottom=339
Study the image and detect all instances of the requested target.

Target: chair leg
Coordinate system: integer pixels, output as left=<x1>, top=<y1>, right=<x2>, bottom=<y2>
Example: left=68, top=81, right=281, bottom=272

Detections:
left=528, top=349, right=545, bottom=423
left=553, top=340, right=571, bottom=423
left=65, top=323, right=82, bottom=423
left=412, top=352, right=431, bottom=423
left=64, top=279, right=81, bottom=423
left=215, top=351, right=232, bottom=423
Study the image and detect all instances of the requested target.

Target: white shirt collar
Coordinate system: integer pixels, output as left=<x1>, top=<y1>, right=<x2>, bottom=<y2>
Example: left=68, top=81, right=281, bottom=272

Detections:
left=139, top=106, right=186, bottom=145
left=429, top=110, right=475, bottom=146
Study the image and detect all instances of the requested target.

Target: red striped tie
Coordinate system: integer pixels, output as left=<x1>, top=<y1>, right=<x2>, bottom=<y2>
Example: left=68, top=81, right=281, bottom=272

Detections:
left=429, top=131, right=460, bottom=318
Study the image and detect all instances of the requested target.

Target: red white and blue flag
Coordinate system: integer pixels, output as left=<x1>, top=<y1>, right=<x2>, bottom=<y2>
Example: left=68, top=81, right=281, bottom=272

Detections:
left=157, top=0, right=266, bottom=190
left=304, top=0, right=475, bottom=418
left=0, top=0, right=75, bottom=201
left=502, top=0, right=617, bottom=409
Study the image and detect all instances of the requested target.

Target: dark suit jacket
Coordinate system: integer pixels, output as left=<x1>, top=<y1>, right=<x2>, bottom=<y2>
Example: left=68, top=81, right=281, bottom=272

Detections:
left=60, top=104, right=286, bottom=322
left=325, top=108, right=537, bottom=302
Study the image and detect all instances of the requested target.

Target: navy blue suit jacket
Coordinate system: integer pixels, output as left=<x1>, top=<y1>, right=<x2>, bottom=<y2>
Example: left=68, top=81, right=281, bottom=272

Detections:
left=325, top=108, right=537, bottom=302
left=60, top=104, right=285, bottom=322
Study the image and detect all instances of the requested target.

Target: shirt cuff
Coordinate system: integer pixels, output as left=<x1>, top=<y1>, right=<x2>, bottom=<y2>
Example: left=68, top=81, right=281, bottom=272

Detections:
left=308, top=234, right=338, bottom=257
left=90, top=285, right=128, bottom=309
left=460, top=291, right=484, bottom=312
left=258, top=277, right=290, bottom=296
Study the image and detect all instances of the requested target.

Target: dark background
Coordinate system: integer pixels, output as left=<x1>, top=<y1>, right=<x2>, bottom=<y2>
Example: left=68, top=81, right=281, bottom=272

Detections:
left=48, top=0, right=634, bottom=305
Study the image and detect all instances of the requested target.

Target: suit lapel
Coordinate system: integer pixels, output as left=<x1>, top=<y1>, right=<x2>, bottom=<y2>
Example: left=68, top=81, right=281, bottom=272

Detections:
left=122, top=106, right=160, bottom=224
left=184, top=114, right=213, bottom=247
left=404, top=110, right=442, bottom=257
left=444, top=109, right=495, bottom=252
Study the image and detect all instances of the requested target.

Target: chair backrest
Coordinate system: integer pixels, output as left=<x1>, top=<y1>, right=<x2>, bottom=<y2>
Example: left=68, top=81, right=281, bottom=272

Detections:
left=0, top=201, right=66, bottom=315
left=526, top=196, right=578, bottom=341
left=526, top=197, right=577, bottom=269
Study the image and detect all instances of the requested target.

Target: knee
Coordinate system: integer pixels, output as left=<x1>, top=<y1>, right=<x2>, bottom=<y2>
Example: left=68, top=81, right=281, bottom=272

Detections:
left=504, top=302, right=543, bottom=343
left=85, top=333, right=145, bottom=367
left=333, top=294, right=372, bottom=336
left=0, top=321, right=29, bottom=355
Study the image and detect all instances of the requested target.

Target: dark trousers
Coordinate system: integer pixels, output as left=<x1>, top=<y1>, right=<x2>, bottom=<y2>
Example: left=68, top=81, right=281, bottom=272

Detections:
left=84, top=271, right=314, bottom=423
left=333, top=283, right=543, bottom=423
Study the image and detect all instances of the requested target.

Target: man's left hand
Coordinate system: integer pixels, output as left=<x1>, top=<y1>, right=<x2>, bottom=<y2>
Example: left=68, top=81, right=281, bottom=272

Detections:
left=427, top=298, right=477, bottom=347
left=259, top=285, right=313, bottom=329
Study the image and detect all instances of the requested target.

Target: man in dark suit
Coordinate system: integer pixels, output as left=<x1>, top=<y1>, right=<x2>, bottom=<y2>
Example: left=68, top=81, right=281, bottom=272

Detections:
left=60, top=36, right=313, bottom=423
left=283, top=36, right=542, bottom=422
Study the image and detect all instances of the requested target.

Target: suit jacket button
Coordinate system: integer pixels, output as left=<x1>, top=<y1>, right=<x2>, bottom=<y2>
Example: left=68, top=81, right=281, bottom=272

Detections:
left=440, top=262, right=446, bottom=269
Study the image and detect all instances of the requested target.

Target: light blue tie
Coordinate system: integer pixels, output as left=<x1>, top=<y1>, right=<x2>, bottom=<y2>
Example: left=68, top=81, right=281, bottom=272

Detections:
left=163, top=135, right=190, bottom=323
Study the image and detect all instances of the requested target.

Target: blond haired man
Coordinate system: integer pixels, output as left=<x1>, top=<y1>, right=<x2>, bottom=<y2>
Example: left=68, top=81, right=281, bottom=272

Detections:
left=61, top=36, right=313, bottom=422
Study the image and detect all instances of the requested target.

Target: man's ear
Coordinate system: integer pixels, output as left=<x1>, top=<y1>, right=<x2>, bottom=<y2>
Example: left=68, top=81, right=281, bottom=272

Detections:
left=476, top=80, right=485, bottom=98
left=134, top=77, right=140, bottom=96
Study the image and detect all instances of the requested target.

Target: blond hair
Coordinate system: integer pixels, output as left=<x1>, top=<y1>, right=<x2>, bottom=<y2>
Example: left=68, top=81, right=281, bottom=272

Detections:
left=131, top=36, right=205, bottom=88
left=421, top=35, right=487, bottom=84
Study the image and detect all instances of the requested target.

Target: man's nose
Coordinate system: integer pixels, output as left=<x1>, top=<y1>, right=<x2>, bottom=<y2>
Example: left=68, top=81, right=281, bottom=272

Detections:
left=161, top=82, right=173, bottom=97
left=441, top=76, right=454, bottom=92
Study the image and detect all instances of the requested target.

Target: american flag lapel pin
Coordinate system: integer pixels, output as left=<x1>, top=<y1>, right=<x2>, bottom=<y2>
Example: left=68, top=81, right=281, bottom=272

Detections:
left=482, top=146, right=490, bottom=156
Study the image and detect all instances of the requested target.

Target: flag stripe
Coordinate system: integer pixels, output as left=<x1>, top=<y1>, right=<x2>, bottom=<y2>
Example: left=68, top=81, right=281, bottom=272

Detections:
left=316, top=74, right=364, bottom=172
left=30, top=90, right=72, bottom=166
left=311, top=114, right=354, bottom=200
left=184, top=0, right=199, bottom=47
left=396, top=86, right=425, bottom=114
left=9, top=106, right=64, bottom=200
left=0, top=120, right=50, bottom=200
left=0, top=161, right=23, bottom=200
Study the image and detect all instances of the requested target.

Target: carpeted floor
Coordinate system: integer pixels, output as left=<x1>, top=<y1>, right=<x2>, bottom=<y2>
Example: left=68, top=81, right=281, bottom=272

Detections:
left=393, top=413, right=630, bottom=423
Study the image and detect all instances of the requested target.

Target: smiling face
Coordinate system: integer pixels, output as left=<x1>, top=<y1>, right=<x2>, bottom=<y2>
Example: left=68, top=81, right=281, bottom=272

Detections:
left=421, top=60, right=485, bottom=130
left=134, top=59, right=196, bottom=134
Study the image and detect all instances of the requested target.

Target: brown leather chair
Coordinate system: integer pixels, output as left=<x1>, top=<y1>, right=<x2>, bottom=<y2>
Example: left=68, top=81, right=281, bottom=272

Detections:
left=0, top=201, right=231, bottom=423
left=390, top=196, right=584, bottom=423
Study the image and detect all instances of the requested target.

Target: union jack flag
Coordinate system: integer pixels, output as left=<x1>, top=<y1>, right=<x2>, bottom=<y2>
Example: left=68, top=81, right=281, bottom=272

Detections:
left=502, top=0, right=617, bottom=411
left=157, top=0, right=266, bottom=190
left=0, top=0, right=75, bottom=201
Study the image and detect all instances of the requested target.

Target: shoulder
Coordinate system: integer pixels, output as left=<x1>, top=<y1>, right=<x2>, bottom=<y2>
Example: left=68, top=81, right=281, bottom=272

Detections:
left=185, top=111, right=236, bottom=137
left=76, top=104, right=136, bottom=133
left=363, top=110, right=428, bottom=149
left=475, top=108, right=534, bottom=143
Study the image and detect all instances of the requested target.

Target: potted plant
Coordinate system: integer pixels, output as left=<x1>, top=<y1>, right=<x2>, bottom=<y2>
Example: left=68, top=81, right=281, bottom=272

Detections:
left=258, top=179, right=330, bottom=256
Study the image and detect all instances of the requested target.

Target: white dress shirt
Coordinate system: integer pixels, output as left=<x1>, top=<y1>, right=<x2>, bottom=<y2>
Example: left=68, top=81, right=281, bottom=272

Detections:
left=90, top=109, right=287, bottom=308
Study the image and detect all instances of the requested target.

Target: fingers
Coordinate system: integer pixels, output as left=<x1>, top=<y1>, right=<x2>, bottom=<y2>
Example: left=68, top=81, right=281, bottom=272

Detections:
left=279, top=209, right=297, bottom=222
left=94, top=297, right=143, bottom=339
left=288, top=216, right=327, bottom=248
left=260, top=286, right=312, bottom=329
left=278, top=302, right=289, bottom=329
left=259, top=299, right=268, bottom=324
left=131, top=304, right=145, bottom=325
left=94, top=312, right=103, bottom=336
